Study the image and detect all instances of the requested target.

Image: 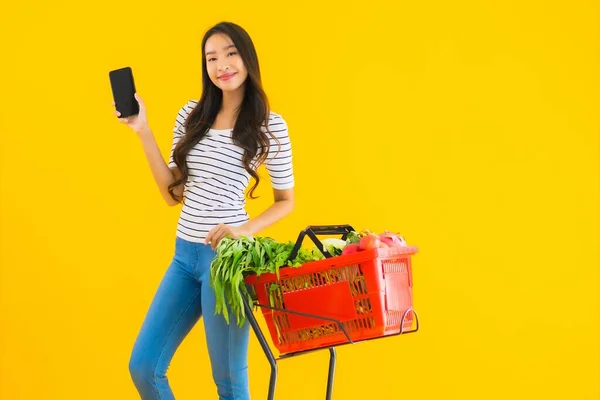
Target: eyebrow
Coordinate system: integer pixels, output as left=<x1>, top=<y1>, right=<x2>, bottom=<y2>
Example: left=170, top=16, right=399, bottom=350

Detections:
left=205, top=44, right=236, bottom=56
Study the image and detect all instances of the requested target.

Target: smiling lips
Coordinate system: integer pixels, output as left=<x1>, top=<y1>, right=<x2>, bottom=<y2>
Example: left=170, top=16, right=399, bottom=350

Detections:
left=218, top=72, right=236, bottom=81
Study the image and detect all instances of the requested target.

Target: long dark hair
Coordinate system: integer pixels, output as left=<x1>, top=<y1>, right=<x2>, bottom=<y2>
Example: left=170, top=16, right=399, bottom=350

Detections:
left=168, top=21, right=278, bottom=203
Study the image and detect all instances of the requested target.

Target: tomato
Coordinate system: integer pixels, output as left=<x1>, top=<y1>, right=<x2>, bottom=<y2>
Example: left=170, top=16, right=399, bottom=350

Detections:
left=359, top=234, right=380, bottom=250
left=342, top=243, right=360, bottom=255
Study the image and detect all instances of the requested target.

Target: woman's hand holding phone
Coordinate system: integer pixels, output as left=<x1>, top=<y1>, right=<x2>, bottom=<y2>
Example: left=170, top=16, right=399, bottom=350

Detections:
left=113, top=93, right=151, bottom=138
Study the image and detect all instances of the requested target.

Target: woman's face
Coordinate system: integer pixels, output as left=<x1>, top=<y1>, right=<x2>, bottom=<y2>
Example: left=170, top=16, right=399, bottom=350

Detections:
left=205, top=33, right=248, bottom=93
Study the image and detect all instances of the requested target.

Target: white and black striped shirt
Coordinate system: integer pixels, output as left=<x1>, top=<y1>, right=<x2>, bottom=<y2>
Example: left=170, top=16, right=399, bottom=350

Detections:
left=168, top=100, right=295, bottom=243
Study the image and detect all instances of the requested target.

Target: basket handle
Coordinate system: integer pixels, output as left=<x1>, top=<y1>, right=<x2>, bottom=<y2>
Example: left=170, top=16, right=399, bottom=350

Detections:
left=287, top=225, right=355, bottom=262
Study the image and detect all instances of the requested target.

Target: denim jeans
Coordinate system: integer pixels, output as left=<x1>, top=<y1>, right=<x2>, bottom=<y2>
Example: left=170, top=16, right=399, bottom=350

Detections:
left=128, top=236, right=251, bottom=399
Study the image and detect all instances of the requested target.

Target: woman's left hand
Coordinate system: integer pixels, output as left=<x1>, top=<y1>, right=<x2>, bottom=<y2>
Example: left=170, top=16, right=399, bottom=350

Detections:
left=205, top=224, right=250, bottom=250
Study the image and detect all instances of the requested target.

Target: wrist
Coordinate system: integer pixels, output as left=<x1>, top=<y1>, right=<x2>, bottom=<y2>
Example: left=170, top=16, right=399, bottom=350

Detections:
left=137, top=125, right=153, bottom=139
left=239, top=223, right=255, bottom=237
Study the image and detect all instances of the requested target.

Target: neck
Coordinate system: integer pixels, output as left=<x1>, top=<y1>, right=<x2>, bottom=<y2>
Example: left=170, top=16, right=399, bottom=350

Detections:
left=220, top=87, right=245, bottom=116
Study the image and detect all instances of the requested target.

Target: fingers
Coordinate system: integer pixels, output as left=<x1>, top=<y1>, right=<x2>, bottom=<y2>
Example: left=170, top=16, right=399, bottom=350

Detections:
left=205, top=225, right=217, bottom=246
left=209, top=226, right=225, bottom=249
left=112, top=101, right=123, bottom=119
left=134, top=93, right=145, bottom=109
left=206, top=224, right=228, bottom=249
left=113, top=94, right=144, bottom=123
left=213, top=235, right=225, bottom=249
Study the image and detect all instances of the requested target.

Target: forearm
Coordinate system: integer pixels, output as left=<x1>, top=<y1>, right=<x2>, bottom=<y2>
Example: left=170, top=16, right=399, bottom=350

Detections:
left=138, top=128, right=179, bottom=206
left=241, top=198, right=294, bottom=236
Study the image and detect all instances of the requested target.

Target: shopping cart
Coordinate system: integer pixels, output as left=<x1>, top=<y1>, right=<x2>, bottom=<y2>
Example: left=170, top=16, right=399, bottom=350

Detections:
left=242, top=225, right=420, bottom=400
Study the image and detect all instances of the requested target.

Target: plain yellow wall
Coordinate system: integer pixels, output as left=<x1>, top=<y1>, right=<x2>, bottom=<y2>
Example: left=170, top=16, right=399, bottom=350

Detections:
left=1, top=0, right=598, bottom=399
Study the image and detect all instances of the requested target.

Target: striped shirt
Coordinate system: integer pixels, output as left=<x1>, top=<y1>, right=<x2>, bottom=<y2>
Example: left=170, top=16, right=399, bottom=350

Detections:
left=168, top=100, right=295, bottom=243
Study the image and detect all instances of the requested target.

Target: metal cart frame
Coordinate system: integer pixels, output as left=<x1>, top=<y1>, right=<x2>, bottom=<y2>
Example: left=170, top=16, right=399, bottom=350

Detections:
left=242, top=225, right=420, bottom=400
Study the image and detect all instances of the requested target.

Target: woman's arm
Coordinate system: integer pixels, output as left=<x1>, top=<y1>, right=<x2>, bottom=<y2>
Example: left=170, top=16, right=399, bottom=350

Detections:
left=138, top=129, right=183, bottom=206
left=114, top=94, right=183, bottom=207
left=241, top=187, right=295, bottom=235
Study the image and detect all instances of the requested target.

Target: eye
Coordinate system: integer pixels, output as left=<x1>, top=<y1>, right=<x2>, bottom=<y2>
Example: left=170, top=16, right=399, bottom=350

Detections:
left=207, top=57, right=216, bottom=62
left=228, top=51, right=238, bottom=57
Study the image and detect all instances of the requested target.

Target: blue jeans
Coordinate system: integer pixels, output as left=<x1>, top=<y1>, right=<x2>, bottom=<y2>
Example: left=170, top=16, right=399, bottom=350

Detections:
left=129, top=236, right=251, bottom=399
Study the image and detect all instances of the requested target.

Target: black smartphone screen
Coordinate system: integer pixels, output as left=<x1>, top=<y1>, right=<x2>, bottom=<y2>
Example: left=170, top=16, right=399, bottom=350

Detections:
left=109, top=67, right=139, bottom=118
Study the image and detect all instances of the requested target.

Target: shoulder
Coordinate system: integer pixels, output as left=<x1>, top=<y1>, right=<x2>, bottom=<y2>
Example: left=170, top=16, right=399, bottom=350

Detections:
left=267, top=110, right=286, bottom=125
left=176, top=99, right=198, bottom=120
left=265, top=111, right=289, bottom=138
left=173, top=100, right=198, bottom=134
left=179, top=99, right=198, bottom=117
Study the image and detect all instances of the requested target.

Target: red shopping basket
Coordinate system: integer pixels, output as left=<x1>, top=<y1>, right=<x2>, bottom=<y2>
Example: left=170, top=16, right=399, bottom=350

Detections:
left=244, top=225, right=418, bottom=355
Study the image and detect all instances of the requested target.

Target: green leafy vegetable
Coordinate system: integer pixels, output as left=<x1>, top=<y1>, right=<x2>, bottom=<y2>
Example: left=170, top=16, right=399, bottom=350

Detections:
left=346, top=231, right=361, bottom=244
left=320, top=238, right=347, bottom=257
left=209, top=235, right=338, bottom=326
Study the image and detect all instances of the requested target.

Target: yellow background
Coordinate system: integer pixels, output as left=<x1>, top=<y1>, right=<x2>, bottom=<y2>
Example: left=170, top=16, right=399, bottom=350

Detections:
left=1, top=0, right=598, bottom=399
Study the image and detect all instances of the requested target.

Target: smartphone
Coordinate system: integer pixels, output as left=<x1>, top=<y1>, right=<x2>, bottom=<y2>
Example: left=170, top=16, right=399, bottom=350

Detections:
left=109, top=67, right=139, bottom=118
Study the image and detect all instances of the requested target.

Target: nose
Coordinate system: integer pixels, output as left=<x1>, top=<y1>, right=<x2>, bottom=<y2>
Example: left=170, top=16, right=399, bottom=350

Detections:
left=218, top=63, right=230, bottom=72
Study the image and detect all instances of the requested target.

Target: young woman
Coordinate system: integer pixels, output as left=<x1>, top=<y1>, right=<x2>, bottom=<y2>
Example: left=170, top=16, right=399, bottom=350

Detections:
left=113, top=21, right=295, bottom=400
